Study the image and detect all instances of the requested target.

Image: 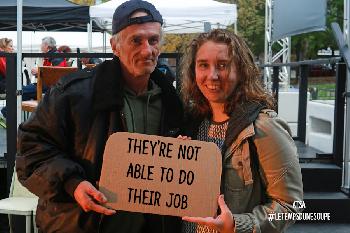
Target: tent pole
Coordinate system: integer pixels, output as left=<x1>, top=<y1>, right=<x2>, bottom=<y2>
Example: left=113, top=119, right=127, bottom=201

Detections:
left=16, top=0, right=22, bottom=127
left=8, top=0, right=23, bottom=202
left=342, top=0, right=350, bottom=195
left=103, top=31, right=106, bottom=54
left=88, top=19, right=93, bottom=52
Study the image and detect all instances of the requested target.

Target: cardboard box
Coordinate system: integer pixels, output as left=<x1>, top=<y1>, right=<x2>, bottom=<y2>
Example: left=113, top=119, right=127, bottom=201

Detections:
left=99, top=132, right=221, bottom=217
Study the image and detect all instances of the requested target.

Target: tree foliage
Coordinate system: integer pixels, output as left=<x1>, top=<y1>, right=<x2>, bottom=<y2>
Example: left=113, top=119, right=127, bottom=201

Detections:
left=68, top=0, right=96, bottom=6
left=214, top=0, right=265, bottom=56
left=235, top=0, right=265, bottom=56
left=162, top=34, right=197, bottom=53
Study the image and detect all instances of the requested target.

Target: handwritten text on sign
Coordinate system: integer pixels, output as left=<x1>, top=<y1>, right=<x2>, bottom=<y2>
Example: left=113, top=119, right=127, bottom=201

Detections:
left=99, top=132, right=221, bottom=217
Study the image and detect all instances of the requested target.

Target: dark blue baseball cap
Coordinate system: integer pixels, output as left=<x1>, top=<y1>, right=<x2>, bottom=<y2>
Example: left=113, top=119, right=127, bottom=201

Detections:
left=112, top=0, right=163, bottom=35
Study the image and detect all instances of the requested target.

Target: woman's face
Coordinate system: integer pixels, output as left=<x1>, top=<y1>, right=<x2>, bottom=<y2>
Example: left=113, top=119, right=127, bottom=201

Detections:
left=195, top=41, right=238, bottom=106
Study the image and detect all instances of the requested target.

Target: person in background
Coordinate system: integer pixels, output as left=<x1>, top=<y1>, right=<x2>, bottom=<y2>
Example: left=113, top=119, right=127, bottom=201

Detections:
left=0, top=38, right=14, bottom=94
left=80, top=57, right=103, bottom=66
left=31, top=36, right=67, bottom=76
left=58, top=45, right=73, bottom=66
left=0, top=38, right=14, bottom=122
left=80, top=56, right=103, bottom=70
left=16, top=1, right=183, bottom=233
left=157, top=58, right=175, bottom=84
left=180, top=29, right=303, bottom=233
left=22, top=36, right=68, bottom=101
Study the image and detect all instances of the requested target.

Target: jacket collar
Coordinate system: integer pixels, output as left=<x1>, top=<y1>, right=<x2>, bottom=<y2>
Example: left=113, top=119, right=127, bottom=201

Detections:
left=223, top=101, right=266, bottom=151
left=92, top=56, right=124, bottom=112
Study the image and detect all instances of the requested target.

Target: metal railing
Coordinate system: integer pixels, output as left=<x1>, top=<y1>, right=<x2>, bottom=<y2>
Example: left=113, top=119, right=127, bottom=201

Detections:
left=261, top=57, right=345, bottom=166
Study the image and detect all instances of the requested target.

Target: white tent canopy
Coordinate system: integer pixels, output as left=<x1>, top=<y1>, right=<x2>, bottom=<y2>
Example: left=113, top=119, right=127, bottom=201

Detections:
left=90, top=0, right=237, bottom=34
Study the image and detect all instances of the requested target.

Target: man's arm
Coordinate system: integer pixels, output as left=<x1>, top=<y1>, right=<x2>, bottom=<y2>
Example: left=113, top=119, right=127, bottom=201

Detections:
left=17, top=85, right=85, bottom=201
left=232, top=115, right=303, bottom=233
left=17, top=84, right=116, bottom=215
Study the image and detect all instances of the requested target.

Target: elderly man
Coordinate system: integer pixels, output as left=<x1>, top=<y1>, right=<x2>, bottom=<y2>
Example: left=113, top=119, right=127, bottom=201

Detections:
left=16, top=1, right=183, bottom=233
left=31, top=36, right=67, bottom=75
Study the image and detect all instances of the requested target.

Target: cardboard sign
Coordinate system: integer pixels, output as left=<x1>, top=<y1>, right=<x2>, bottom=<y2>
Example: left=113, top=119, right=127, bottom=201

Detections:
left=99, top=132, right=222, bottom=217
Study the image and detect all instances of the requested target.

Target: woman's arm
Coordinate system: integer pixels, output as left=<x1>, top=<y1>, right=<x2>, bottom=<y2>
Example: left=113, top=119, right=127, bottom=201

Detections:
left=232, top=114, right=303, bottom=233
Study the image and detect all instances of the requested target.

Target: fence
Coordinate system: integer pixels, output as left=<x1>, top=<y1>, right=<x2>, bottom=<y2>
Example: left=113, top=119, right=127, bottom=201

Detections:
left=261, top=57, right=345, bottom=167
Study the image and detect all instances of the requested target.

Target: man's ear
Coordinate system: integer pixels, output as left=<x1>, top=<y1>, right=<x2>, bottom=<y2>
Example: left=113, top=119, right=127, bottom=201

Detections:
left=110, top=37, right=120, bottom=56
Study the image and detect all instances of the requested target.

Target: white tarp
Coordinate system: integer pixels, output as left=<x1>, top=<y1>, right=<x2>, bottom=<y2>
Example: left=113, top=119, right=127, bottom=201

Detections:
left=90, top=0, right=237, bottom=34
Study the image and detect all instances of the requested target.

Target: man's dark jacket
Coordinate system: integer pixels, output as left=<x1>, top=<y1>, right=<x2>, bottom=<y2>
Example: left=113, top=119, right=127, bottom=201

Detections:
left=16, top=57, right=184, bottom=233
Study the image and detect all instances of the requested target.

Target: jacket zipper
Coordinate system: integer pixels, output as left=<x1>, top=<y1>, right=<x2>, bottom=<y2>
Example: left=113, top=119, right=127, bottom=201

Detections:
left=120, top=111, right=128, bottom=131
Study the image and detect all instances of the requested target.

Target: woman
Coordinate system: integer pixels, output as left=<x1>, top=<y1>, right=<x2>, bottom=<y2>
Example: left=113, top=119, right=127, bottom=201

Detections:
left=180, top=29, right=303, bottom=233
left=58, top=45, right=73, bottom=66
left=0, top=38, right=14, bottom=121
left=0, top=38, right=14, bottom=94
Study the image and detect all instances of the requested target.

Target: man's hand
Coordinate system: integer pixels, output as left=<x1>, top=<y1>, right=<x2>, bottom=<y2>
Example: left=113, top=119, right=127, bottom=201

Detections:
left=182, top=195, right=234, bottom=233
left=74, top=181, right=116, bottom=215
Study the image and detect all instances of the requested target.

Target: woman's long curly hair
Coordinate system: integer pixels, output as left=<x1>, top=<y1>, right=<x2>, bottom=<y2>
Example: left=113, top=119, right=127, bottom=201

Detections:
left=180, top=29, right=275, bottom=119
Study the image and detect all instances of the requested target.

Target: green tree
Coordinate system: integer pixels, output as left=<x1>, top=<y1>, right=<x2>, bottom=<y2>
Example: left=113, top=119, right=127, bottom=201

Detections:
left=68, top=0, right=96, bottom=6
left=162, top=34, right=197, bottom=53
left=217, top=0, right=265, bottom=56
left=68, top=0, right=110, bottom=5
left=235, top=0, right=265, bottom=57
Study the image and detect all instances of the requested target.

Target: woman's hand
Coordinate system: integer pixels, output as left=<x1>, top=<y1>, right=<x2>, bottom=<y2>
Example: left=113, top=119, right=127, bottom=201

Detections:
left=182, top=195, right=235, bottom=233
left=177, top=135, right=192, bottom=140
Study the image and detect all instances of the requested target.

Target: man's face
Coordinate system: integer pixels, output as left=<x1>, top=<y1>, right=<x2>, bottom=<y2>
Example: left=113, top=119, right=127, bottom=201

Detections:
left=111, top=14, right=161, bottom=78
left=41, top=42, right=49, bottom=53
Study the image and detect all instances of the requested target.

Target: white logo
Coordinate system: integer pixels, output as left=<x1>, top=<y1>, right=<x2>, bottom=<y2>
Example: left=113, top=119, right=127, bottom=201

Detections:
left=292, top=201, right=306, bottom=209
left=268, top=200, right=331, bottom=222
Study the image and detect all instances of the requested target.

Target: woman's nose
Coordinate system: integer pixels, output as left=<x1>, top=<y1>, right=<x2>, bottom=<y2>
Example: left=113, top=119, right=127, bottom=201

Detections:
left=208, top=67, right=219, bottom=80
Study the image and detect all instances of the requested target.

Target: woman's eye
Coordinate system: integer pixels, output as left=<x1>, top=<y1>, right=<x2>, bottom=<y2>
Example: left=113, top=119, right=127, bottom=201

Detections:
left=198, top=63, right=208, bottom=69
left=218, top=63, right=227, bottom=70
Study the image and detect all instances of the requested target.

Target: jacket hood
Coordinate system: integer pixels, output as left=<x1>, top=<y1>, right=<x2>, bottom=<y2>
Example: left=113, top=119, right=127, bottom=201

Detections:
left=92, top=56, right=124, bottom=112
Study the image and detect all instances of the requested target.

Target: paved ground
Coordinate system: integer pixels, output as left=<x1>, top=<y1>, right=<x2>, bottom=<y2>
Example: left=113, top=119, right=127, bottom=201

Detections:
left=287, top=223, right=350, bottom=233
left=1, top=220, right=350, bottom=233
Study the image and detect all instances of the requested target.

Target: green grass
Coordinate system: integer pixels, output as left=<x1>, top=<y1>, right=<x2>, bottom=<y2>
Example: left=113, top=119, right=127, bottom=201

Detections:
left=308, top=83, right=336, bottom=100
left=0, top=117, right=6, bottom=129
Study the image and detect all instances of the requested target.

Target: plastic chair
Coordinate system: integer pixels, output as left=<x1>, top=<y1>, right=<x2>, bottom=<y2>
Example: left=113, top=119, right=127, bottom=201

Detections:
left=0, top=168, right=38, bottom=233
left=22, top=66, right=78, bottom=113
